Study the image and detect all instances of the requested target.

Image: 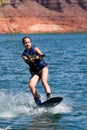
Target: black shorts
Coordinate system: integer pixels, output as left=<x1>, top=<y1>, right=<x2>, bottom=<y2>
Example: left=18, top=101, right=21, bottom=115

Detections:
left=30, top=65, right=47, bottom=79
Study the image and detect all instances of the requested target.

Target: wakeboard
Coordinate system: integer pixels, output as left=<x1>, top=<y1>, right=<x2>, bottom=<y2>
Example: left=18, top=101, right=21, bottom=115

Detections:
left=39, top=96, right=63, bottom=108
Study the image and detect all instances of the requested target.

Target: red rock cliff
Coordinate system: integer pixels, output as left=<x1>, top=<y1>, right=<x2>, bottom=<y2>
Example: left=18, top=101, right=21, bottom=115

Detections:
left=0, top=0, right=87, bottom=33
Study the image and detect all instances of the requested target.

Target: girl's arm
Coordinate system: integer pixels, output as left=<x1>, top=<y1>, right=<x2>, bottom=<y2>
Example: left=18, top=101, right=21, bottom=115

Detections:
left=34, top=47, right=43, bottom=55
left=22, top=55, right=28, bottom=61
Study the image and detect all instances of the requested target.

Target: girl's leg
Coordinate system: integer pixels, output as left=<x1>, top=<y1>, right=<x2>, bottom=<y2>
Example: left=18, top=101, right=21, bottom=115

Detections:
left=29, top=75, right=39, bottom=100
left=41, top=66, right=51, bottom=98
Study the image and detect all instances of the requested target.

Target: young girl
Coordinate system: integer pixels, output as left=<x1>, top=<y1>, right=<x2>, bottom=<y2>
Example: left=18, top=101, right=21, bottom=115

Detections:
left=22, top=36, right=51, bottom=106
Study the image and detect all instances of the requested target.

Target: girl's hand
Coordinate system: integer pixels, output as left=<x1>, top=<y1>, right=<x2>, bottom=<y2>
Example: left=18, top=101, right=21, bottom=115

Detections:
left=35, top=55, right=39, bottom=60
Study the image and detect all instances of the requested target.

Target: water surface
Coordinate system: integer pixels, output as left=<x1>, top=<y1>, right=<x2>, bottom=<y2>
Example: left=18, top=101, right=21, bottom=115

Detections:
left=0, top=33, right=87, bottom=130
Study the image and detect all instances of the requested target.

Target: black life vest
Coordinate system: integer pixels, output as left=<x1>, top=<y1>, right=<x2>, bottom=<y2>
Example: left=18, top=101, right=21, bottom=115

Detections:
left=22, top=46, right=47, bottom=74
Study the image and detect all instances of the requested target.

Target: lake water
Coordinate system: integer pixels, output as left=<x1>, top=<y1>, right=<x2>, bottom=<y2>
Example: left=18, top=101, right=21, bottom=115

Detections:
left=0, top=33, right=87, bottom=130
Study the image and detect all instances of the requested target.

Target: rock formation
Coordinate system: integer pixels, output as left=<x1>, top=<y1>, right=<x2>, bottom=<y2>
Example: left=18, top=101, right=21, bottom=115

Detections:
left=0, top=0, right=87, bottom=33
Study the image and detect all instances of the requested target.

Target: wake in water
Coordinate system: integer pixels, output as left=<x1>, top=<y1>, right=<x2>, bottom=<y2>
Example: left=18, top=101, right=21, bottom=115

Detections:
left=0, top=90, right=72, bottom=118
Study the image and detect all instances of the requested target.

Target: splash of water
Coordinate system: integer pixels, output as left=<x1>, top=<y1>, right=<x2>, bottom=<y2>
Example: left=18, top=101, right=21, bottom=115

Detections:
left=0, top=90, right=72, bottom=118
left=0, top=90, right=33, bottom=118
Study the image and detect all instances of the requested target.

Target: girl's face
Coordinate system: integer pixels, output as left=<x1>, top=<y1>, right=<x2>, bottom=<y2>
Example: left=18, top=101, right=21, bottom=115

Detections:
left=23, top=38, right=31, bottom=50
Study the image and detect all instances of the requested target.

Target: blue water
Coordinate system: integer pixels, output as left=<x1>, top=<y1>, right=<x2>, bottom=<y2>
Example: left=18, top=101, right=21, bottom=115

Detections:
left=0, top=33, right=87, bottom=130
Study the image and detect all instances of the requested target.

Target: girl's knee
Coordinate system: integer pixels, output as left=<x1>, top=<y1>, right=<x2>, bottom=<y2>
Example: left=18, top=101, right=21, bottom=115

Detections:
left=29, top=82, right=33, bottom=89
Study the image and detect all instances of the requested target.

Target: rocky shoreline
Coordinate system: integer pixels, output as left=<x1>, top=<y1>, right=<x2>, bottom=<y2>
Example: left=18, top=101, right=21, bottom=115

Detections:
left=0, top=0, right=87, bottom=34
left=0, top=17, right=87, bottom=34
